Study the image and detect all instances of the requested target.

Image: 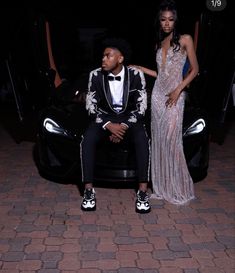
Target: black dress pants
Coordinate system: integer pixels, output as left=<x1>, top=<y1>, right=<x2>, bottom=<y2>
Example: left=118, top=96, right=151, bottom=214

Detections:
left=80, top=122, right=150, bottom=183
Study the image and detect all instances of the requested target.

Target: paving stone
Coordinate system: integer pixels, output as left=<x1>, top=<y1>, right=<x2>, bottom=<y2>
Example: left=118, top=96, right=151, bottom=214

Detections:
left=41, top=251, right=63, bottom=261
left=118, top=268, right=143, bottom=273
left=38, top=268, right=61, bottom=273
left=42, top=260, right=59, bottom=269
left=152, top=249, right=175, bottom=260
left=1, top=251, right=25, bottom=262
left=216, top=235, right=235, bottom=248
left=183, top=269, right=200, bottom=273
left=48, top=225, right=67, bottom=236
left=24, top=252, right=41, bottom=260
left=79, top=250, right=100, bottom=261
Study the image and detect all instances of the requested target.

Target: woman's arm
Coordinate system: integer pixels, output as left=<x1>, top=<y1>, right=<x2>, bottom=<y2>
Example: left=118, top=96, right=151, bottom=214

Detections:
left=166, top=34, right=199, bottom=107
left=177, top=34, right=199, bottom=92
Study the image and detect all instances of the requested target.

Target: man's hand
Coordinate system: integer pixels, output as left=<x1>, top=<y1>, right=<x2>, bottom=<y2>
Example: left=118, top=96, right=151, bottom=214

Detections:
left=109, top=134, right=121, bottom=143
left=105, top=123, right=128, bottom=140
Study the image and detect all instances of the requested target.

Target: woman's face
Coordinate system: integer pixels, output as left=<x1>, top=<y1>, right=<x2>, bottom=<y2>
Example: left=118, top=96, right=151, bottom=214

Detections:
left=160, top=10, right=175, bottom=34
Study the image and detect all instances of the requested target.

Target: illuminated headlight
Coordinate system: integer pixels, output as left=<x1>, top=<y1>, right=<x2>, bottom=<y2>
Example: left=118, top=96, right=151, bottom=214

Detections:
left=43, top=118, right=68, bottom=136
left=183, top=118, right=206, bottom=136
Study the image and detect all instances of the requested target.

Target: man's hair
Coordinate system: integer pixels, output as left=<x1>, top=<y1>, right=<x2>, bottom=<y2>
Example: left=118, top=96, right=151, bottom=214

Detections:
left=102, top=37, right=132, bottom=65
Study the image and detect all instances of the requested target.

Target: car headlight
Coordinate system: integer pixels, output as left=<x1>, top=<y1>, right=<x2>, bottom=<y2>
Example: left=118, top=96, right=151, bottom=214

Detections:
left=183, top=118, right=206, bottom=136
left=43, top=118, right=68, bottom=136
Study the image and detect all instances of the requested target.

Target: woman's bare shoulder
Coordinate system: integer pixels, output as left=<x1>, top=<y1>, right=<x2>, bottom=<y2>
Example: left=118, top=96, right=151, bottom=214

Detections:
left=180, top=34, right=193, bottom=46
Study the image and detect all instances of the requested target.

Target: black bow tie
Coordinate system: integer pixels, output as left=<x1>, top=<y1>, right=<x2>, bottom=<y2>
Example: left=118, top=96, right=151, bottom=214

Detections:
left=108, top=75, right=121, bottom=81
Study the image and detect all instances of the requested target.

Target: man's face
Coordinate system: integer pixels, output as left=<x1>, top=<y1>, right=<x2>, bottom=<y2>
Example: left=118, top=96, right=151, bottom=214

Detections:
left=102, top=47, right=123, bottom=73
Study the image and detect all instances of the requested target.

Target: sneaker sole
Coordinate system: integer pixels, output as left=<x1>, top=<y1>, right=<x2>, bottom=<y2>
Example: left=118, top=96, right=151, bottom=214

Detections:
left=136, top=207, right=151, bottom=214
left=81, top=205, right=96, bottom=211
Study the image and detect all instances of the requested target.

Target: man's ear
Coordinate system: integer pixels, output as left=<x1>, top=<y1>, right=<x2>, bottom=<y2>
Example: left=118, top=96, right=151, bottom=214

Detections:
left=119, top=55, right=124, bottom=64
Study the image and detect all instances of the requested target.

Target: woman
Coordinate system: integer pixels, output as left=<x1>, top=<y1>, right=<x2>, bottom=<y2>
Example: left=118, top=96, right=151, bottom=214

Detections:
left=133, top=0, right=199, bottom=204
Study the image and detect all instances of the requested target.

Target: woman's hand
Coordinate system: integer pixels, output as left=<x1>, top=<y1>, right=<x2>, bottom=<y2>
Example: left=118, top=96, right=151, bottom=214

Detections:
left=128, top=64, right=142, bottom=71
left=165, top=88, right=181, bottom=107
left=129, top=65, right=157, bottom=78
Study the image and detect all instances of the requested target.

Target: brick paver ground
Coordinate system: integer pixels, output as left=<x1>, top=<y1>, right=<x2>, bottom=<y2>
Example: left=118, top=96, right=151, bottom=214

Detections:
left=0, top=119, right=234, bottom=273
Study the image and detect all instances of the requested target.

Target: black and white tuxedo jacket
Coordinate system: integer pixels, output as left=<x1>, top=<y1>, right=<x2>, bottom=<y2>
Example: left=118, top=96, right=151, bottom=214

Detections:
left=86, top=66, right=147, bottom=128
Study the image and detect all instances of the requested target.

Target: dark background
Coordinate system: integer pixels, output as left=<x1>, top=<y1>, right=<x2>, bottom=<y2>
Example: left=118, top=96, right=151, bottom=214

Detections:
left=0, top=0, right=234, bottom=144
left=0, top=0, right=206, bottom=74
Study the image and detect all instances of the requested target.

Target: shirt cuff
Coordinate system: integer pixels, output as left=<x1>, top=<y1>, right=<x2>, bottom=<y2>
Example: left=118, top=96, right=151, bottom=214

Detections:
left=121, top=123, right=129, bottom=129
left=103, top=121, right=111, bottom=130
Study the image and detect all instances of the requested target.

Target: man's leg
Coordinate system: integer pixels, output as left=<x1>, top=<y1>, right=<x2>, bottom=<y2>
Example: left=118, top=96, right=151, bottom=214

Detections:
left=131, top=124, right=151, bottom=213
left=80, top=123, right=106, bottom=211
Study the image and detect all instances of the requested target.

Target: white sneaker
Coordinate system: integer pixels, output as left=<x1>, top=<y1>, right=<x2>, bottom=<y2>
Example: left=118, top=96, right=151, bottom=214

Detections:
left=136, top=190, right=151, bottom=213
left=81, top=188, right=96, bottom=211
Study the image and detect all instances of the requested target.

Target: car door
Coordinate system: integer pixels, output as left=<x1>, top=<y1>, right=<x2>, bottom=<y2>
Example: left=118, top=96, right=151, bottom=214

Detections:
left=0, top=8, right=60, bottom=143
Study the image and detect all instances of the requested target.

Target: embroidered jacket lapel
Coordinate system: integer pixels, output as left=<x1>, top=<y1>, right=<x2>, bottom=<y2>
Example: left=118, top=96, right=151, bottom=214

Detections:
left=121, top=66, right=129, bottom=112
left=103, top=74, right=113, bottom=107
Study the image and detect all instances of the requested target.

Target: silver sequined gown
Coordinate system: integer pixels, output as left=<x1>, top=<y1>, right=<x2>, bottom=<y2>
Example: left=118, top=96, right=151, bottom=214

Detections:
left=150, top=47, right=195, bottom=205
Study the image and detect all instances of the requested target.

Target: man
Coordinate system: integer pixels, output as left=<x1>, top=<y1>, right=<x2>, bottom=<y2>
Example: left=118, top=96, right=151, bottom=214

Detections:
left=80, top=38, right=151, bottom=213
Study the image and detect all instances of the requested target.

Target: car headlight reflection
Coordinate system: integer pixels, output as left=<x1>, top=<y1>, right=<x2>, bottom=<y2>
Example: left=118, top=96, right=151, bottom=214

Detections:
left=43, top=118, right=68, bottom=136
left=183, top=118, right=206, bottom=136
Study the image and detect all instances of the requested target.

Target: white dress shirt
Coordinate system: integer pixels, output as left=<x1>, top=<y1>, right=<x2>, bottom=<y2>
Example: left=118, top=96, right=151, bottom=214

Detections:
left=108, top=67, right=124, bottom=112
left=103, top=67, right=127, bottom=130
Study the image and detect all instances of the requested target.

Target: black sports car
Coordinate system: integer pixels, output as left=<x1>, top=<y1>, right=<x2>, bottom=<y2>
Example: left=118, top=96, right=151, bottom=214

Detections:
left=35, top=75, right=210, bottom=184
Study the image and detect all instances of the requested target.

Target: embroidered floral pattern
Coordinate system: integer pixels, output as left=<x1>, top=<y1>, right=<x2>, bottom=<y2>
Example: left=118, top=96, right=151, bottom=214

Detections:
left=127, top=69, right=147, bottom=123
left=138, top=90, right=147, bottom=114
left=128, top=89, right=147, bottom=123
left=86, top=68, right=104, bottom=123
left=86, top=91, right=97, bottom=114
left=128, top=116, right=137, bottom=123
left=95, top=117, right=102, bottom=123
